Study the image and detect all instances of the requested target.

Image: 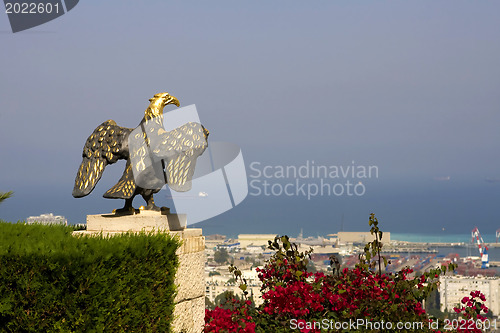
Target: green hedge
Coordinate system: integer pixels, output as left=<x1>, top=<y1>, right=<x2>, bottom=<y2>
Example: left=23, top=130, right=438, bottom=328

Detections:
left=0, top=221, right=180, bottom=332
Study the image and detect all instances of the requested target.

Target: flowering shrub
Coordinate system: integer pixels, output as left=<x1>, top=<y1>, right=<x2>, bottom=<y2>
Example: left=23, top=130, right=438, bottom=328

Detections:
left=205, top=214, right=488, bottom=333
left=205, top=299, right=255, bottom=333
left=452, top=291, right=489, bottom=333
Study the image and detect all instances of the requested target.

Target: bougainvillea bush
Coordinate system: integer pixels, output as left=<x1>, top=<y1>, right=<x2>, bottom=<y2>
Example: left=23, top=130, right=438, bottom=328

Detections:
left=205, top=214, right=489, bottom=333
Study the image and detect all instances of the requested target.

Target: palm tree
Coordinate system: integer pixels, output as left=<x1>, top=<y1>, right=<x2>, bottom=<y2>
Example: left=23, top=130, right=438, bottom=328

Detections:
left=0, top=191, right=13, bottom=205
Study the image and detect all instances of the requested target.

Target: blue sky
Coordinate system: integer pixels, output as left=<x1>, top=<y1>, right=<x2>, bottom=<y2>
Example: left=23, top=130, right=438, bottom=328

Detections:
left=1, top=1, right=499, bottom=236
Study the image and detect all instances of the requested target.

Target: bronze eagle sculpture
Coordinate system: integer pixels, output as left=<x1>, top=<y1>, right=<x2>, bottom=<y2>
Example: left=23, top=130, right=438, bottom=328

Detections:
left=72, top=92, right=209, bottom=213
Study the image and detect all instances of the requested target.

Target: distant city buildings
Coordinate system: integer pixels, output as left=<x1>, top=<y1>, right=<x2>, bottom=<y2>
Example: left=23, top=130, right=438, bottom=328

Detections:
left=26, top=213, right=67, bottom=226
left=439, top=275, right=499, bottom=317
left=238, top=234, right=277, bottom=249
left=206, top=268, right=263, bottom=306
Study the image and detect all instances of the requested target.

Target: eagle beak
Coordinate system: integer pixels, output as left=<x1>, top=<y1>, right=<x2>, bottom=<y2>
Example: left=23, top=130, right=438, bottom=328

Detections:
left=166, top=95, right=180, bottom=107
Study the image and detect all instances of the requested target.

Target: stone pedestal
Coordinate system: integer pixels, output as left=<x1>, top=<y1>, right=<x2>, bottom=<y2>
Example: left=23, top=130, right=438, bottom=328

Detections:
left=76, top=211, right=205, bottom=333
left=86, top=210, right=187, bottom=233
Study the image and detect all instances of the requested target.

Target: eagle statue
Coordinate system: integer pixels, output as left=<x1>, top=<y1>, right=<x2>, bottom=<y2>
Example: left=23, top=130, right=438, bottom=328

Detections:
left=72, top=92, right=209, bottom=213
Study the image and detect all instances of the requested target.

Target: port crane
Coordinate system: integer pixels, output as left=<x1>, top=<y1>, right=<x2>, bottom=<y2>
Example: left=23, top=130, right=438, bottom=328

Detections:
left=471, top=227, right=489, bottom=269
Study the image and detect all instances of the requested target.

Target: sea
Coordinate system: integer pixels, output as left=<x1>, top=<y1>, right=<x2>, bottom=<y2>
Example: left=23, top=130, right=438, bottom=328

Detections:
left=189, top=177, right=499, bottom=240
left=392, top=233, right=500, bottom=262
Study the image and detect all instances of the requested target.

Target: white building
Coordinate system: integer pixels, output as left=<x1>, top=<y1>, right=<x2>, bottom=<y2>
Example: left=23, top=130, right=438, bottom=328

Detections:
left=439, top=275, right=499, bottom=317
left=26, top=213, right=67, bottom=226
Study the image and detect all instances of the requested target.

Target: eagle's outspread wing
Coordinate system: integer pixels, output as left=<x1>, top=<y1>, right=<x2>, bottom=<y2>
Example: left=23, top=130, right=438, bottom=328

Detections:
left=128, top=122, right=208, bottom=192
left=155, top=122, right=208, bottom=191
left=103, top=161, right=136, bottom=199
left=72, top=120, right=131, bottom=198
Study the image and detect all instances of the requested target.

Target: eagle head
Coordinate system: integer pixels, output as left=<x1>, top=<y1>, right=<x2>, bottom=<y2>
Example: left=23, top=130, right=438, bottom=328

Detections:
left=145, top=92, right=180, bottom=120
left=149, top=92, right=180, bottom=108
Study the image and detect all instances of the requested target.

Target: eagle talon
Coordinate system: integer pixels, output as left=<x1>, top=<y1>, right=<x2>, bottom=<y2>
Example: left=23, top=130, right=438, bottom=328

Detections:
left=114, top=207, right=139, bottom=215
left=145, top=204, right=161, bottom=212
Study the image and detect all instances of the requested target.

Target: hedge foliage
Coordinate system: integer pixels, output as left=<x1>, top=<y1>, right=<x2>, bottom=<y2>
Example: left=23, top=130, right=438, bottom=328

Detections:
left=0, top=221, right=180, bottom=332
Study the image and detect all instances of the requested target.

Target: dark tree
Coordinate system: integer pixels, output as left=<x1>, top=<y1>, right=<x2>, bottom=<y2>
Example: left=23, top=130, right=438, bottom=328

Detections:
left=214, top=248, right=230, bottom=264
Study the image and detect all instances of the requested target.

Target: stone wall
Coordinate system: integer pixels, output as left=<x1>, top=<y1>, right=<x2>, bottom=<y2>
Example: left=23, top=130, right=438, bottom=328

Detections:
left=172, top=228, right=205, bottom=333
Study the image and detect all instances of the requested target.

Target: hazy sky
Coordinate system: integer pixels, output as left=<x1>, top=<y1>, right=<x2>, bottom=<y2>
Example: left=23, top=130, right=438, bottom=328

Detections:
left=1, top=1, right=499, bottom=236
